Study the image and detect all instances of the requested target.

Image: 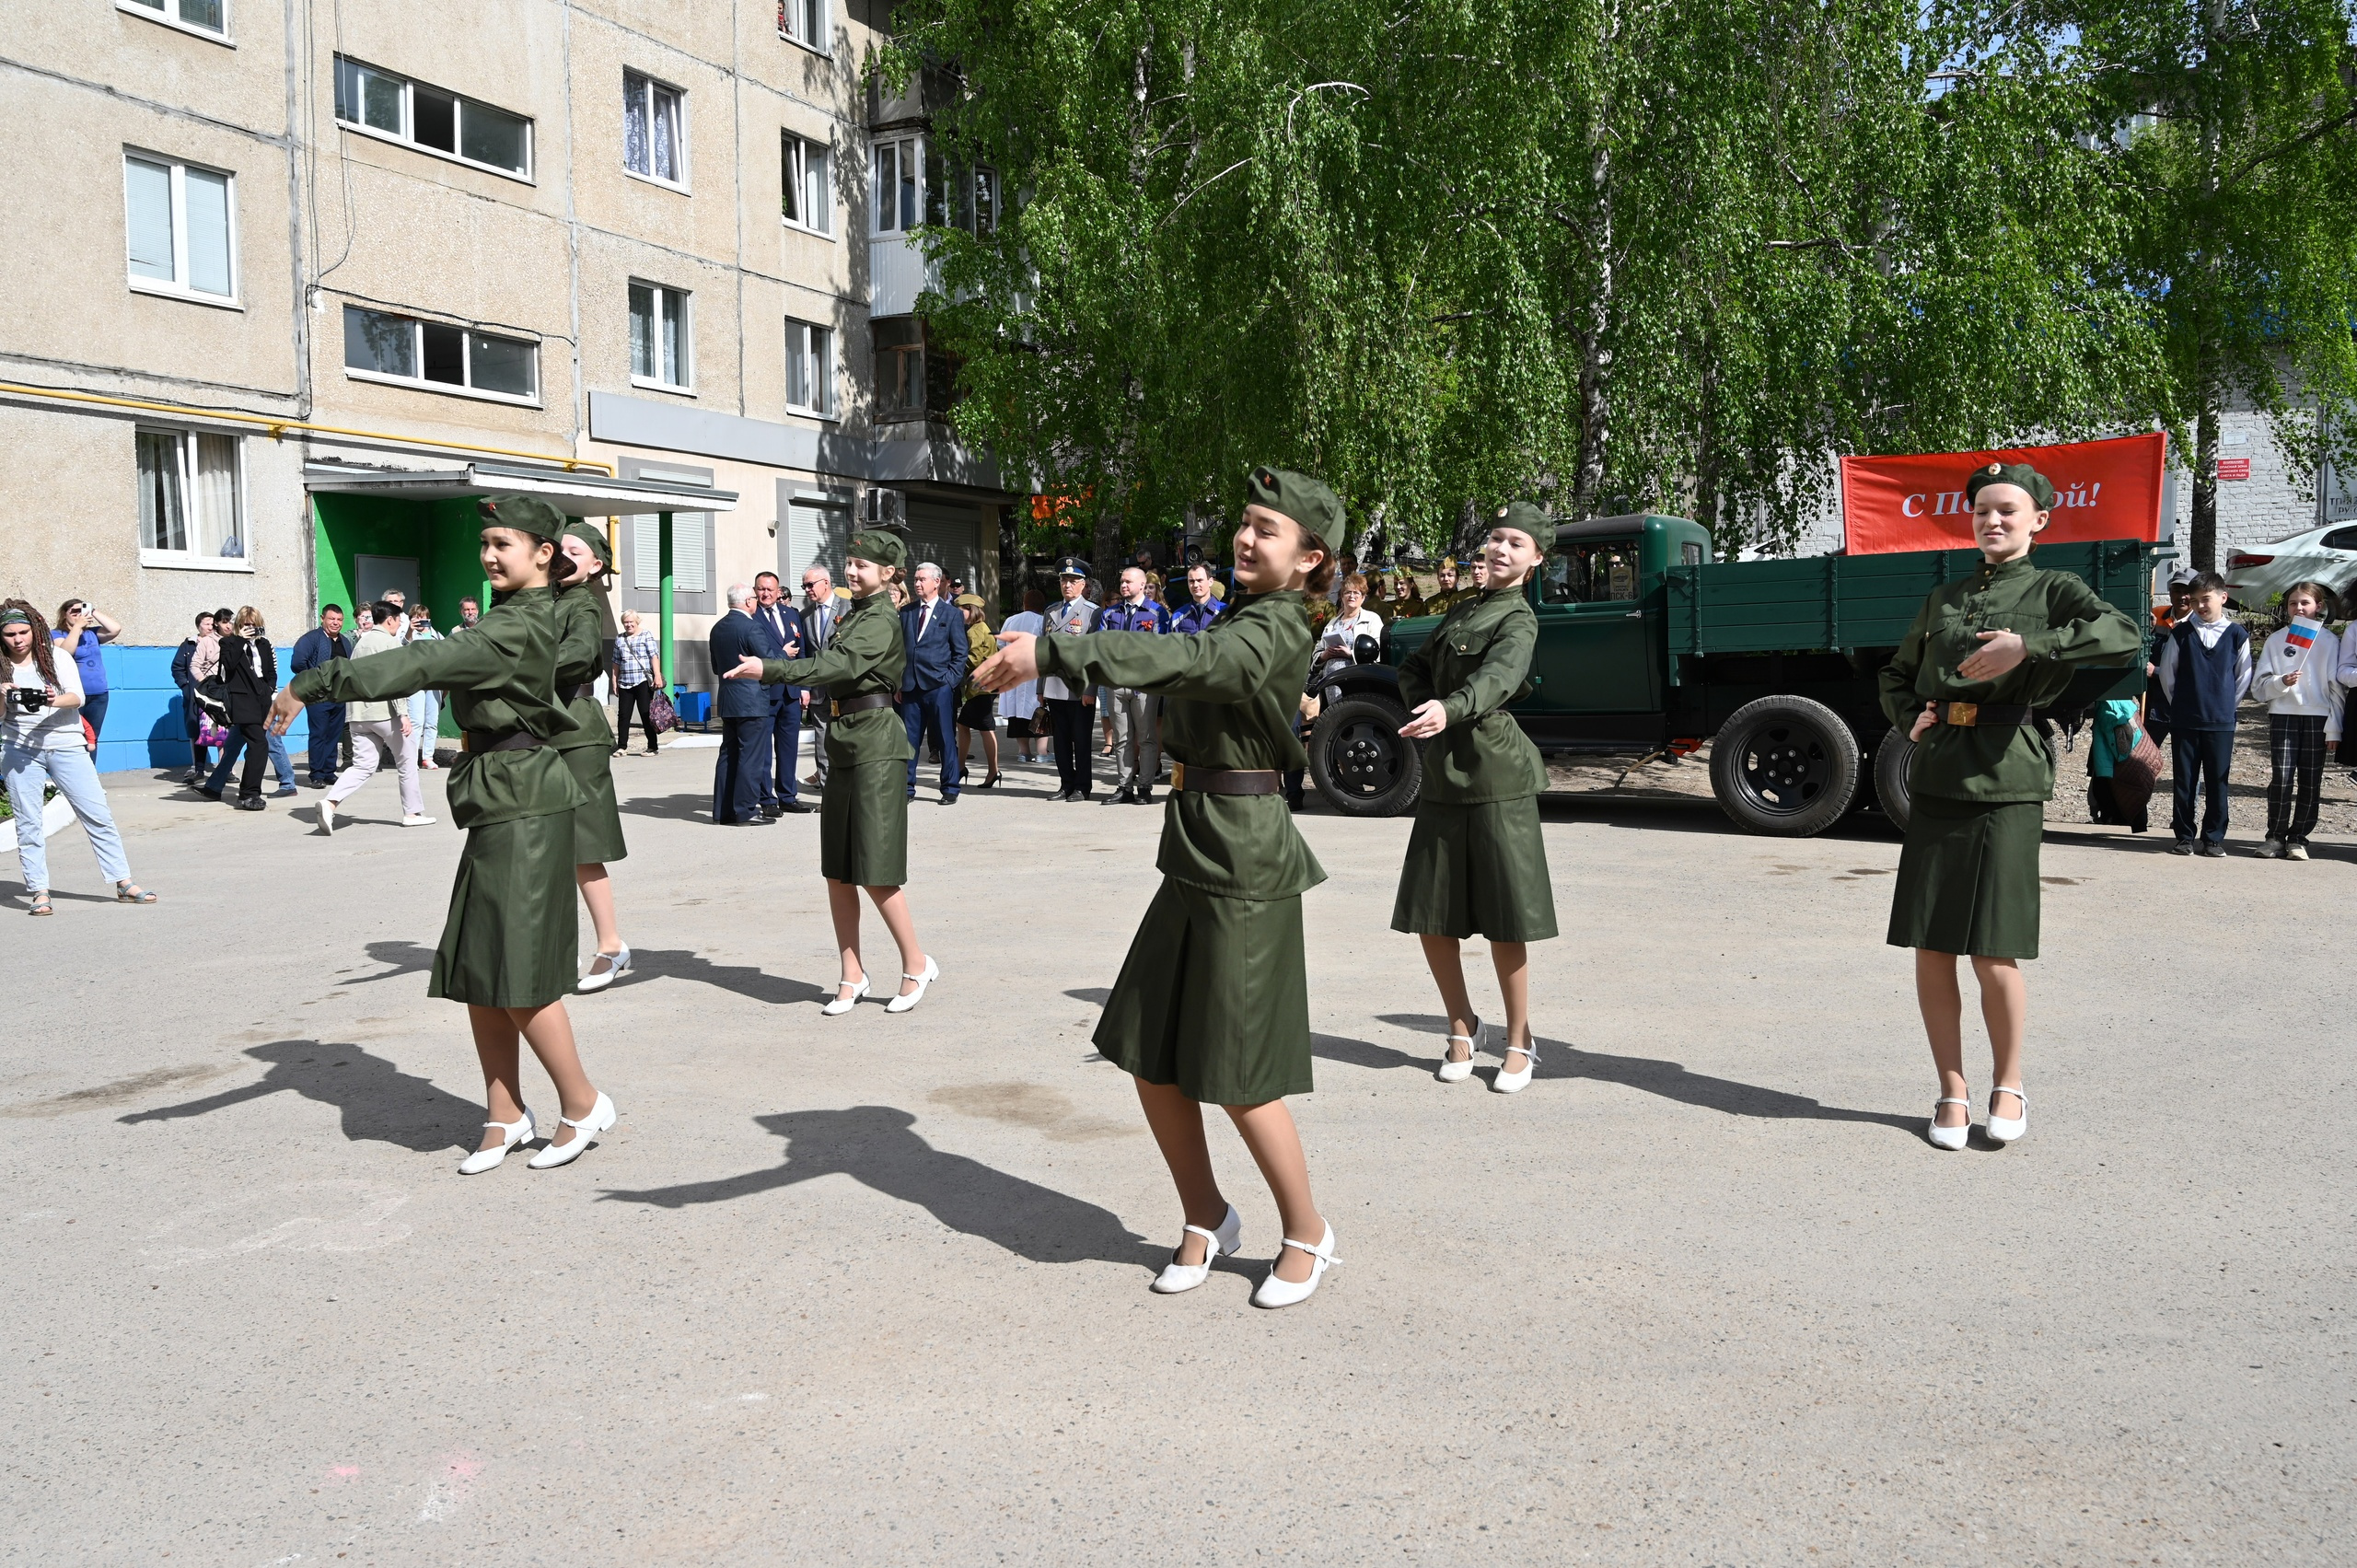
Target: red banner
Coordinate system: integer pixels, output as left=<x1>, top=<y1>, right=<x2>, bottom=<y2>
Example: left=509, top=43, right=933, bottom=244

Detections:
left=1839, top=433, right=2168, bottom=554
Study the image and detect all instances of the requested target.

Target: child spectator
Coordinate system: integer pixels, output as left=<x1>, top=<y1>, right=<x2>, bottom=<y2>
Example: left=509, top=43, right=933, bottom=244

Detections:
left=2251, top=581, right=2342, bottom=860
left=2154, top=571, right=2251, bottom=856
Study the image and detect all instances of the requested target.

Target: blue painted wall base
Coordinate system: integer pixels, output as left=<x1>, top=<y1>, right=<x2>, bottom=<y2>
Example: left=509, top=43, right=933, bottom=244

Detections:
left=87, top=645, right=310, bottom=775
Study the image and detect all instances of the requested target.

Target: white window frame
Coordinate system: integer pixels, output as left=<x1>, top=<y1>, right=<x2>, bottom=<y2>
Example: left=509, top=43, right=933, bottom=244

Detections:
left=777, top=0, right=830, bottom=56
left=341, top=305, right=541, bottom=407
left=784, top=318, right=835, bottom=420
left=331, top=55, right=535, bottom=183
left=781, top=131, right=832, bottom=238
left=629, top=280, right=694, bottom=394
left=622, top=70, right=690, bottom=192
left=135, top=425, right=253, bottom=572
left=871, top=134, right=923, bottom=236
left=117, top=0, right=232, bottom=46
left=123, top=151, right=240, bottom=308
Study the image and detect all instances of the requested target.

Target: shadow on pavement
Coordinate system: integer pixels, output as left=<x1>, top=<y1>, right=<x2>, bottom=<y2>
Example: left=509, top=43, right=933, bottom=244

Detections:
left=117, top=1040, right=479, bottom=1153
left=621, top=947, right=833, bottom=1007
left=598, top=1106, right=1159, bottom=1269
left=617, top=792, right=716, bottom=823
left=343, top=939, right=438, bottom=986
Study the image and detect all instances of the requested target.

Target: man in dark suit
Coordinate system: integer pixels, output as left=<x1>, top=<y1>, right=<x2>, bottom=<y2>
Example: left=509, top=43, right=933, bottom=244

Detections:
left=900, top=561, right=969, bottom=803
left=289, top=605, right=352, bottom=788
left=797, top=566, right=840, bottom=790
left=749, top=572, right=814, bottom=814
left=708, top=584, right=783, bottom=825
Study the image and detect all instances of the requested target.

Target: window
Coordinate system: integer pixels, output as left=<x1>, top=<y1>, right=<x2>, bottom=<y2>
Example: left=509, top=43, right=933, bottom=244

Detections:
left=630, top=282, right=691, bottom=389
left=343, top=305, right=538, bottom=402
left=873, top=317, right=922, bottom=419
left=120, top=0, right=226, bottom=41
left=962, top=164, right=999, bottom=237
left=623, top=71, right=686, bottom=186
left=332, top=56, right=532, bottom=178
left=781, top=132, right=830, bottom=234
left=136, top=427, right=245, bottom=564
left=785, top=319, right=833, bottom=416
left=778, top=0, right=827, bottom=51
left=1540, top=541, right=1639, bottom=605
left=124, top=153, right=236, bottom=303
left=872, top=134, right=920, bottom=234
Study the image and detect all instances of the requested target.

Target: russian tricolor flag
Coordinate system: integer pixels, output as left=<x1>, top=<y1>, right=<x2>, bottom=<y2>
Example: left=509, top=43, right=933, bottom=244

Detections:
left=2287, top=615, right=2326, bottom=653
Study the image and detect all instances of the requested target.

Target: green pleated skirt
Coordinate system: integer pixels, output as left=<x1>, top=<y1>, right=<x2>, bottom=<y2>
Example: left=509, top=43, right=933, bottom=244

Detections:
left=1390, top=795, right=1559, bottom=942
left=559, top=744, right=628, bottom=865
left=821, top=757, right=909, bottom=887
left=1886, top=796, right=2043, bottom=960
left=1096, top=880, right=1313, bottom=1107
left=430, top=810, right=579, bottom=1008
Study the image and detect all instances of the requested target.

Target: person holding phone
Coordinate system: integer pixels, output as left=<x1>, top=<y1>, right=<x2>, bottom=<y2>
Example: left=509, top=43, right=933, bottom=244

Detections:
left=51, top=599, right=121, bottom=752
left=3, top=601, right=152, bottom=914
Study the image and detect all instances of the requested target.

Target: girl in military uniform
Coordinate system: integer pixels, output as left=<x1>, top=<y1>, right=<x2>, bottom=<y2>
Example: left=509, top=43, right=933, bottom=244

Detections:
left=1394, top=503, right=1556, bottom=1092
left=974, top=466, right=1341, bottom=1309
left=553, top=524, right=633, bottom=992
left=723, top=531, right=937, bottom=1014
left=1879, top=462, right=2141, bottom=1150
left=272, top=495, right=617, bottom=1173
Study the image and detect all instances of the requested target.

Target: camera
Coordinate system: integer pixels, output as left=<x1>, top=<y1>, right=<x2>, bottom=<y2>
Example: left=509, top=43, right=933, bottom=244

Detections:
left=8, top=686, right=50, bottom=714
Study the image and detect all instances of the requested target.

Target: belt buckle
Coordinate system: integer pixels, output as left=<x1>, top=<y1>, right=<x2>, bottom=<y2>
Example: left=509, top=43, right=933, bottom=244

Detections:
left=1946, top=702, right=1979, bottom=727
left=1172, top=763, right=1187, bottom=791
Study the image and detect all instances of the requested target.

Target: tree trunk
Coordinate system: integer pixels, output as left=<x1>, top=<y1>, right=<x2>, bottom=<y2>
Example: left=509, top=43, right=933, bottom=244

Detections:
left=2190, top=403, right=2220, bottom=573
left=1570, top=112, right=1614, bottom=520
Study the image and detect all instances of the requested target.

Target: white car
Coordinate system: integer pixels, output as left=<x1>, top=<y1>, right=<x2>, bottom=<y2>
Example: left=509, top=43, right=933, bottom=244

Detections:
left=2226, top=520, right=2357, bottom=608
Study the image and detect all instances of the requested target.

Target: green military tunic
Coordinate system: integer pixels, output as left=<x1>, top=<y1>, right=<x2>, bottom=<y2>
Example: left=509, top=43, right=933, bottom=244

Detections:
left=291, top=586, right=583, bottom=1006
left=1035, top=591, right=1327, bottom=1106
left=1877, top=553, right=2142, bottom=958
left=757, top=590, right=911, bottom=886
left=1390, top=586, right=1558, bottom=942
left=552, top=584, right=627, bottom=865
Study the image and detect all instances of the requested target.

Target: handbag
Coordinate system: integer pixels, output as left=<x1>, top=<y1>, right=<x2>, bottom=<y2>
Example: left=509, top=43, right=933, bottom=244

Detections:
left=648, top=688, right=679, bottom=735
left=195, top=711, right=229, bottom=748
left=2109, top=724, right=2163, bottom=816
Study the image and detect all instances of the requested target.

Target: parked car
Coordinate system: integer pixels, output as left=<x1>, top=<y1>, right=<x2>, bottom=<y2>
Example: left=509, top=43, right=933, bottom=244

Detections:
left=1309, top=515, right=2158, bottom=836
left=2226, top=521, right=2357, bottom=607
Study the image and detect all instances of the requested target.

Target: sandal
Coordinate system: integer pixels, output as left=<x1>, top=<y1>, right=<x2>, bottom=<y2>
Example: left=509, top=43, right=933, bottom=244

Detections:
left=28, top=891, right=52, bottom=917
left=115, top=882, right=157, bottom=905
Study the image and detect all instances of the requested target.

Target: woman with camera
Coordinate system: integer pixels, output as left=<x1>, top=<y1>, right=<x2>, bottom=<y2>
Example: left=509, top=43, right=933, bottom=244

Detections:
left=3, top=601, right=153, bottom=914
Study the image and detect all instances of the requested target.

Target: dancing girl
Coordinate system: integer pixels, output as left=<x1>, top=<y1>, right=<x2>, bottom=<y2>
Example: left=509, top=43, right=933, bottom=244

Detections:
left=552, top=523, right=633, bottom=992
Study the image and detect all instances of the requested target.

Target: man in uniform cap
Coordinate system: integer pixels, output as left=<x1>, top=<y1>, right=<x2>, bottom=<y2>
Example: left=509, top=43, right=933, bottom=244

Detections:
left=1039, top=556, right=1100, bottom=800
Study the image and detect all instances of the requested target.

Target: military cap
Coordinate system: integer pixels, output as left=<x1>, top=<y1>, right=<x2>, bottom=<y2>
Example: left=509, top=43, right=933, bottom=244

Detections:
left=1964, top=461, right=2056, bottom=511
left=560, top=520, right=612, bottom=572
left=847, top=528, right=907, bottom=570
left=1244, top=465, right=1343, bottom=557
left=1056, top=555, right=1089, bottom=578
left=1489, top=501, right=1550, bottom=542
left=476, top=493, right=569, bottom=540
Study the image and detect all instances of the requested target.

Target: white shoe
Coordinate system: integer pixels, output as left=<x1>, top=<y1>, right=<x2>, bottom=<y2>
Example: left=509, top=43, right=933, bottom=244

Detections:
left=2285, top=842, right=2310, bottom=861
left=317, top=803, right=335, bottom=836
left=821, top=975, right=870, bottom=1016
left=1492, top=1034, right=1538, bottom=1094
left=526, top=1092, right=616, bottom=1169
left=1251, top=1223, right=1339, bottom=1309
left=1985, top=1086, right=2026, bottom=1144
left=1150, top=1203, right=1241, bottom=1295
left=1437, top=1019, right=1481, bottom=1082
left=1927, top=1096, right=1970, bottom=1151
left=457, top=1109, right=534, bottom=1175
left=576, top=943, right=632, bottom=993
left=885, top=955, right=939, bottom=1014
left=401, top=813, right=436, bottom=827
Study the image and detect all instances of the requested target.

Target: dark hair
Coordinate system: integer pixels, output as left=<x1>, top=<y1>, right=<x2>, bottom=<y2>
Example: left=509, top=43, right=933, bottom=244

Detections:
left=54, top=598, right=86, bottom=633
left=460, top=596, right=479, bottom=607
left=212, top=606, right=236, bottom=626
left=193, top=610, right=214, bottom=630
left=1293, top=518, right=1337, bottom=597
left=2281, top=580, right=2338, bottom=621
left=1022, top=587, right=1046, bottom=611
left=320, top=603, right=344, bottom=618
left=2188, top=571, right=2229, bottom=597
left=4, top=599, right=60, bottom=687
left=755, top=571, right=781, bottom=587
left=372, top=600, right=403, bottom=626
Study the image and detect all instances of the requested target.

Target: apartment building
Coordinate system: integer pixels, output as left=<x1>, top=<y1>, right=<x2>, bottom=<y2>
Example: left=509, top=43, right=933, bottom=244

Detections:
left=0, top=0, right=1010, bottom=771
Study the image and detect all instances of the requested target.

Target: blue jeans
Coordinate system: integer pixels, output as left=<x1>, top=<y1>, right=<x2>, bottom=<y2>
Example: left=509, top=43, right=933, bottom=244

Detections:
left=408, top=690, right=440, bottom=763
left=5, top=740, right=132, bottom=892
left=903, top=686, right=962, bottom=798
left=207, top=724, right=296, bottom=796
left=2170, top=727, right=2235, bottom=845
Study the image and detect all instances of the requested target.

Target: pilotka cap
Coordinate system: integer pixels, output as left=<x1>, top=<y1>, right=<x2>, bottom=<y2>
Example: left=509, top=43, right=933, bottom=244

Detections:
left=1964, top=461, right=2057, bottom=511
left=1491, top=501, right=1550, bottom=542
left=477, top=494, right=569, bottom=540
left=846, top=529, right=907, bottom=570
left=1245, top=466, right=1343, bottom=558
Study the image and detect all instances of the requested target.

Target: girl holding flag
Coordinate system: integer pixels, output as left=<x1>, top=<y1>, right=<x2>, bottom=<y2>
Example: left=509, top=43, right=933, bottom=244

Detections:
left=2252, top=582, right=2343, bottom=861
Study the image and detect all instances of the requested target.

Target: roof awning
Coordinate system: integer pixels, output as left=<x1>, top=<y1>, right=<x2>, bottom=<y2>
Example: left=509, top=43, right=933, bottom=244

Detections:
left=303, top=459, right=737, bottom=516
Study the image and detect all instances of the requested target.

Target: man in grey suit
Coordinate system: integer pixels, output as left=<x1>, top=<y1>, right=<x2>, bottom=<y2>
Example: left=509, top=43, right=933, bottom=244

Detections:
left=797, top=565, right=840, bottom=790
left=1039, top=556, right=1100, bottom=801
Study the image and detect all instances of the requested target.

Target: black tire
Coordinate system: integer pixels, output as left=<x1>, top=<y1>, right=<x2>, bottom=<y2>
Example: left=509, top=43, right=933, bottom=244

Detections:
left=1873, top=726, right=1914, bottom=835
left=1708, top=693, right=1862, bottom=836
left=1310, top=693, right=1422, bottom=817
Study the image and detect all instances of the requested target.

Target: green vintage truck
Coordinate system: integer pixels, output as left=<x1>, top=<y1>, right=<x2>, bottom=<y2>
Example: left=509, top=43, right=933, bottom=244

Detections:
left=1308, top=515, right=2161, bottom=835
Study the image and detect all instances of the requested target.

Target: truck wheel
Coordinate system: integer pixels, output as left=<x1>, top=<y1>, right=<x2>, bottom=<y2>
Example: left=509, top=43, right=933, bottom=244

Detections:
left=1310, top=694, right=1422, bottom=817
left=1708, top=694, right=1861, bottom=837
left=1872, top=727, right=1913, bottom=835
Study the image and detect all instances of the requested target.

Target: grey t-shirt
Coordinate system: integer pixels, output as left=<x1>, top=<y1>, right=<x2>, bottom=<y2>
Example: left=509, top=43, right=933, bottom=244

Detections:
left=6, top=655, right=86, bottom=750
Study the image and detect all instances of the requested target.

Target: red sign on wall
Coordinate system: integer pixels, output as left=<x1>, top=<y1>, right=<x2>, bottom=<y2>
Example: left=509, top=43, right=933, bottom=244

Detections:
left=2216, top=458, right=2252, bottom=482
left=1839, top=433, right=2169, bottom=554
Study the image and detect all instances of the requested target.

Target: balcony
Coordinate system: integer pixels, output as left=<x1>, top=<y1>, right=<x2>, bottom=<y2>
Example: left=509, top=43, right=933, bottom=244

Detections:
left=869, top=233, right=934, bottom=318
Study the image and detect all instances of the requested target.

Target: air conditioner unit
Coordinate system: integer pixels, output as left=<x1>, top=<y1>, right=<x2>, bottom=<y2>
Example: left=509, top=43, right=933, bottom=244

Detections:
left=863, top=487, right=907, bottom=528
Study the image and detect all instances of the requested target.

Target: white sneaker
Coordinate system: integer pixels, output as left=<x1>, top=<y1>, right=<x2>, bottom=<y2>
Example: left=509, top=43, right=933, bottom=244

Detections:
left=2259, top=838, right=2283, bottom=858
left=527, top=1092, right=617, bottom=1169
left=1251, top=1223, right=1340, bottom=1309
left=1985, top=1086, right=2026, bottom=1144
left=885, top=955, right=939, bottom=1014
left=1150, top=1203, right=1241, bottom=1295
left=1436, top=1019, right=1481, bottom=1083
left=457, top=1109, right=534, bottom=1175
left=1927, top=1096, right=1970, bottom=1151
left=317, top=804, right=335, bottom=836
left=401, top=813, right=436, bottom=827
left=2285, top=842, right=2310, bottom=861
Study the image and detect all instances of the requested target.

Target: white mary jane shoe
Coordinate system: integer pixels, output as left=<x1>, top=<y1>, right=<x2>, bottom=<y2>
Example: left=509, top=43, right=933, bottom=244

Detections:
left=526, top=1093, right=617, bottom=1170
left=1985, top=1086, right=2026, bottom=1145
left=1437, top=1019, right=1482, bottom=1083
left=1927, top=1096, right=1971, bottom=1151
left=1491, top=1035, right=1538, bottom=1094
left=885, top=955, right=939, bottom=1014
left=1251, top=1223, right=1340, bottom=1309
left=821, top=976, right=871, bottom=1016
left=575, top=943, right=632, bottom=993
left=1150, top=1203, right=1242, bottom=1295
left=457, top=1109, right=534, bottom=1175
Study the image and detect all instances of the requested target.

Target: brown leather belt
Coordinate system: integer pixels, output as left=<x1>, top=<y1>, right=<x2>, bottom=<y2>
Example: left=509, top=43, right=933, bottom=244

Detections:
left=464, top=728, right=544, bottom=753
left=1933, top=701, right=2034, bottom=728
left=830, top=693, right=896, bottom=718
left=1170, top=763, right=1282, bottom=796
